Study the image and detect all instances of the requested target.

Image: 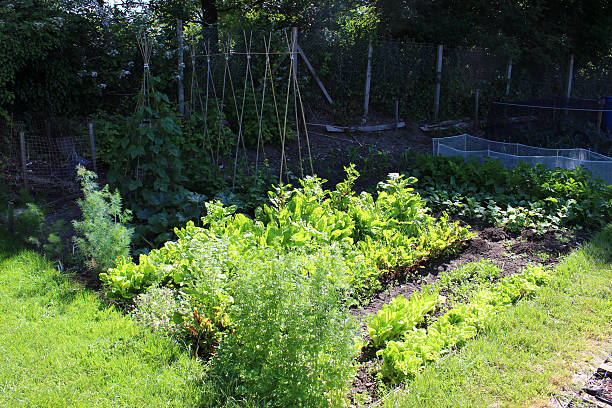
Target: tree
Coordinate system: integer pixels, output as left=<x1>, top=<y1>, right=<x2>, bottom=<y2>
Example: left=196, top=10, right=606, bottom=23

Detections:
left=374, top=0, right=612, bottom=64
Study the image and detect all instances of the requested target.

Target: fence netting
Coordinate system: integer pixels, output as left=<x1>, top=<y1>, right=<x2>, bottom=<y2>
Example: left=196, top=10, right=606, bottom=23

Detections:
left=1, top=117, right=96, bottom=191
left=433, top=133, right=612, bottom=184
left=486, top=97, right=612, bottom=155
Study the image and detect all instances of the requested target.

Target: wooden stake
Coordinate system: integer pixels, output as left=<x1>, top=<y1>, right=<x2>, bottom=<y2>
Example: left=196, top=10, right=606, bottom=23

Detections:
left=566, top=54, right=574, bottom=100
left=297, top=44, right=333, bottom=105
left=7, top=200, right=14, bottom=233
left=88, top=121, right=97, bottom=173
left=473, top=89, right=480, bottom=131
left=596, top=97, right=605, bottom=135
left=19, top=130, right=27, bottom=189
left=434, top=44, right=443, bottom=122
left=363, top=39, right=373, bottom=123
left=505, top=58, right=512, bottom=96
left=177, top=19, right=185, bottom=115
left=394, top=100, right=399, bottom=132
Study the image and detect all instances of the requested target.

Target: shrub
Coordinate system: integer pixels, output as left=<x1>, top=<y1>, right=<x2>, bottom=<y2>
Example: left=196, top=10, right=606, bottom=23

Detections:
left=72, top=166, right=132, bottom=273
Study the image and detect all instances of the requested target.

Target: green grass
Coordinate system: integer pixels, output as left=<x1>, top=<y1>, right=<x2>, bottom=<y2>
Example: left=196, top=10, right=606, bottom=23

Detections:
left=0, top=230, right=206, bottom=408
left=382, top=225, right=612, bottom=408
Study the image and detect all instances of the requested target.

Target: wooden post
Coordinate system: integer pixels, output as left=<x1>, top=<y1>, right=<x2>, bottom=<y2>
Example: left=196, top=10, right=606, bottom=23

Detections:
left=88, top=121, right=97, bottom=173
left=363, top=38, right=373, bottom=123
left=434, top=44, right=443, bottom=122
left=505, top=58, right=513, bottom=96
left=596, top=97, right=605, bottom=135
left=7, top=201, right=14, bottom=233
left=45, top=118, right=52, bottom=139
left=177, top=19, right=185, bottom=115
left=297, top=44, right=333, bottom=105
left=566, top=54, right=574, bottom=100
left=473, top=89, right=480, bottom=131
left=19, top=129, right=27, bottom=189
left=395, top=100, right=399, bottom=130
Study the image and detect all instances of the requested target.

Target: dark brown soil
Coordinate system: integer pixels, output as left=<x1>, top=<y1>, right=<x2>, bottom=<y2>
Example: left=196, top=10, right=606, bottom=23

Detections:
left=243, top=120, right=433, bottom=191
left=348, top=226, right=588, bottom=405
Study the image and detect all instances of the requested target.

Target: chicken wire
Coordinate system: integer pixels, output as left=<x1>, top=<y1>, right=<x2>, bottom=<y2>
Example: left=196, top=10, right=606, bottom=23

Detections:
left=433, top=133, right=612, bottom=184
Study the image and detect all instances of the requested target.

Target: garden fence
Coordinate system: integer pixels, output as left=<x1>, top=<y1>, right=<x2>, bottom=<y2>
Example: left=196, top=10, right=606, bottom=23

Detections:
left=0, top=117, right=97, bottom=192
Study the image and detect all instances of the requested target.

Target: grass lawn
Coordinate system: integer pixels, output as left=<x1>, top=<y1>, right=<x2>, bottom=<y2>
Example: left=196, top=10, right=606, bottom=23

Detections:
left=0, top=230, right=206, bottom=408
left=382, top=226, right=612, bottom=408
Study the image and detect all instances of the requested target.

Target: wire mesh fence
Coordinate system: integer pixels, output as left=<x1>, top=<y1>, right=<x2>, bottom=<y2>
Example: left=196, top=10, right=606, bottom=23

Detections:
left=3, top=26, right=611, bottom=192
left=294, top=30, right=609, bottom=124
left=486, top=97, right=612, bottom=155
left=1, top=117, right=97, bottom=192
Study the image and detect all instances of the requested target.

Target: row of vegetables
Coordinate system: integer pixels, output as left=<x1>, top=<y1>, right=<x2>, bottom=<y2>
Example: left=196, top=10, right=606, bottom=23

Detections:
left=368, top=262, right=551, bottom=383
left=403, top=152, right=612, bottom=233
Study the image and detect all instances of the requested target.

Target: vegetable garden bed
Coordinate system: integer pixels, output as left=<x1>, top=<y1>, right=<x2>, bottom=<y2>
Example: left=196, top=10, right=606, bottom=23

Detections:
left=98, top=154, right=608, bottom=407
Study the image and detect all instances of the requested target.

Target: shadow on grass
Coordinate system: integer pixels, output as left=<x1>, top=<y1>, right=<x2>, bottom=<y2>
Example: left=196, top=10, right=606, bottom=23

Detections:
left=0, top=227, right=21, bottom=262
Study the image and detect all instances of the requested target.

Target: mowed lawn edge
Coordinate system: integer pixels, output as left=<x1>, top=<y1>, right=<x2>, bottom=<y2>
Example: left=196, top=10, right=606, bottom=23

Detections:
left=382, top=225, right=612, bottom=408
left=0, top=230, right=206, bottom=408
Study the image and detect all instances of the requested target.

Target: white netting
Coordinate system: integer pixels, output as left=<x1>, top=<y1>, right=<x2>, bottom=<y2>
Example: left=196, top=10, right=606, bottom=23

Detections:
left=433, top=134, right=612, bottom=184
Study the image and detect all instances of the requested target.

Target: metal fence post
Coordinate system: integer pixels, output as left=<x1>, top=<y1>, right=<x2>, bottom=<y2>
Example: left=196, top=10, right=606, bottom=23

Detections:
left=505, top=58, right=513, bottom=96
left=19, top=129, right=27, bottom=189
left=473, top=88, right=480, bottom=131
left=566, top=54, right=574, bottom=100
left=363, top=39, right=373, bottom=123
left=177, top=19, right=185, bottom=116
left=434, top=44, right=443, bottom=122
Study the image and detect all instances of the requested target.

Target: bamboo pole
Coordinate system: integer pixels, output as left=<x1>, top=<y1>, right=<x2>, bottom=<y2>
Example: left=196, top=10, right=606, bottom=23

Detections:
left=291, top=27, right=298, bottom=82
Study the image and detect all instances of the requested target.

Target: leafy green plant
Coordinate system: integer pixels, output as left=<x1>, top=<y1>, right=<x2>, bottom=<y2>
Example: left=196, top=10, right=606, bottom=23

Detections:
left=378, top=265, right=551, bottom=383
left=131, top=286, right=190, bottom=338
left=72, top=166, right=132, bottom=273
left=105, top=168, right=471, bottom=301
left=427, top=260, right=502, bottom=305
left=101, top=168, right=475, bottom=406
left=368, top=291, right=439, bottom=348
left=98, top=92, right=208, bottom=248
left=404, top=152, right=612, bottom=233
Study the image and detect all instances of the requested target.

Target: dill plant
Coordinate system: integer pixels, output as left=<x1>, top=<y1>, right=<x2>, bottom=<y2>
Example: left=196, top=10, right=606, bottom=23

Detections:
left=72, top=166, right=132, bottom=273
